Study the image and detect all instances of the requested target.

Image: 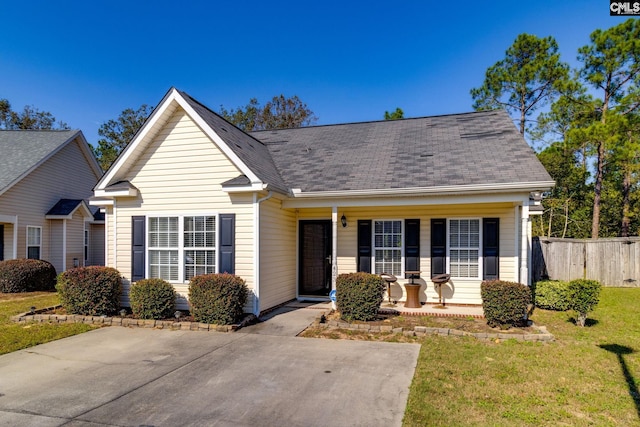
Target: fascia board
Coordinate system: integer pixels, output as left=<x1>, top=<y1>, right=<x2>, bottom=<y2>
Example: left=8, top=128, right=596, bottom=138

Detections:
left=96, top=89, right=179, bottom=191
left=94, top=188, right=138, bottom=198
left=174, top=93, right=263, bottom=186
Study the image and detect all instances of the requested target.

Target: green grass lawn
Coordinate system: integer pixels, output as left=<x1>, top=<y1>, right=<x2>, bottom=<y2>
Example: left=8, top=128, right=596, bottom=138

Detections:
left=403, top=287, right=640, bottom=426
left=0, top=292, right=94, bottom=355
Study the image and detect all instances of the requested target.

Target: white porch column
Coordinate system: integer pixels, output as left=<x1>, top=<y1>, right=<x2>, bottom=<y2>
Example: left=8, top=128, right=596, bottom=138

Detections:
left=520, top=204, right=530, bottom=286
left=331, top=206, right=338, bottom=291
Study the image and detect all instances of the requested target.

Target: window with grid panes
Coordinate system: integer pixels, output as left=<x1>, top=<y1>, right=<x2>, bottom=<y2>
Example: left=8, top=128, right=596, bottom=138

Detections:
left=373, top=220, right=402, bottom=276
left=449, top=219, right=480, bottom=278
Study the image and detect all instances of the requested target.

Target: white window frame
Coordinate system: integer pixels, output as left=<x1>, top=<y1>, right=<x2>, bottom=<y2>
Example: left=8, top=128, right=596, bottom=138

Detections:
left=372, top=219, right=404, bottom=276
left=26, top=226, right=42, bottom=259
left=146, top=213, right=218, bottom=283
left=447, top=218, right=482, bottom=279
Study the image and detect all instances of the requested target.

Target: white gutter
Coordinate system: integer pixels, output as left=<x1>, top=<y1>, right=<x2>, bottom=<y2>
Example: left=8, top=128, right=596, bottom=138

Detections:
left=290, top=181, right=555, bottom=199
left=253, top=191, right=273, bottom=315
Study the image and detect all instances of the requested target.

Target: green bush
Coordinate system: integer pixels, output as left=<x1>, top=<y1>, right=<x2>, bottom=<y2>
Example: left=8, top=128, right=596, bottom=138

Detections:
left=336, top=272, right=385, bottom=322
left=129, top=278, right=177, bottom=319
left=481, top=280, right=532, bottom=329
left=534, top=280, right=571, bottom=311
left=56, top=266, right=122, bottom=316
left=188, top=273, right=248, bottom=325
left=567, top=279, right=601, bottom=327
left=0, top=259, right=57, bottom=293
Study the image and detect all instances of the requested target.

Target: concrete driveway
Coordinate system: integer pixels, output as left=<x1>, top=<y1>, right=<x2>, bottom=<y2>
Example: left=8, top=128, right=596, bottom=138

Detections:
left=0, top=314, right=420, bottom=427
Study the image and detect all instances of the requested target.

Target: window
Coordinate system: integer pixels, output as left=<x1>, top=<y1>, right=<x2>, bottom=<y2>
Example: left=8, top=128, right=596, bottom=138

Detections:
left=27, top=226, right=41, bottom=259
left=449, top=219, right=480, bottom=278
left=373, top=220, right=402, bottom=276
left=148, top=215, right=216, bottom=282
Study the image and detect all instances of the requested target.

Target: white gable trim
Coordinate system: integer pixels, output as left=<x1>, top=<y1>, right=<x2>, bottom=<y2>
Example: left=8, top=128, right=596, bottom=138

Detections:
left=96, top=88, right=263, bottom=191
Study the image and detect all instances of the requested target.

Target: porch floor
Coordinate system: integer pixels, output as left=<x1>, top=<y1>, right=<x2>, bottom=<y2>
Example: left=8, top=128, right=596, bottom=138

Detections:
left=298, top=300, right=485, bottom=318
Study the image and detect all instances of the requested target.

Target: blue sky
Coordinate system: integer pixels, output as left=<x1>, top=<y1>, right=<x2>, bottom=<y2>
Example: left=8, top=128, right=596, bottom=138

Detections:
left=0, top=1, right=632, bottom=147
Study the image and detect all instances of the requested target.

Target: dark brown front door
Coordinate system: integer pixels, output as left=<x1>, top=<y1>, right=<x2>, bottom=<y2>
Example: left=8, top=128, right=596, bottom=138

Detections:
left=299, top=220, right=332, bottom=296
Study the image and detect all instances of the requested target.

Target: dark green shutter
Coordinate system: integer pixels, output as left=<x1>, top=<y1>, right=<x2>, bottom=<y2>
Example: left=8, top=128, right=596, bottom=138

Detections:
left=357, top=220, right=372, bottom=273
left=431, top=219, right=446, bottom=276
left=405, top=219, right=420, bottom=278
left=483, top=218, right=500, bottom=280
left=219, top=213, right=235, bottom=274
left=131, top=216, right=146, bottom=282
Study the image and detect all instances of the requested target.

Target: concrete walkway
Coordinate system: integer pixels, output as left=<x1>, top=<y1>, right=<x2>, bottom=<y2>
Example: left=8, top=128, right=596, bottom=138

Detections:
left=0, top=306, right=420, bottom=427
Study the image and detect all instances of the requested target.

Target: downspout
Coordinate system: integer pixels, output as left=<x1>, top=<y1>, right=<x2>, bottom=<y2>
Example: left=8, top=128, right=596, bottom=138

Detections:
left=62, top=219, right=67, bottom=271
left=113, top=199, right=117, bottom=270
left=520, top=202, right=530, bottom=286
left=253, top=191, right=273, bottom=316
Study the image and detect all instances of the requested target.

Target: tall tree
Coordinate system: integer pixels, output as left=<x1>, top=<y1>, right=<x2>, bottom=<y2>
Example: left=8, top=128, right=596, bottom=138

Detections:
left=219, top=95, right=316, bottom=131
left=575, top=18, right=640, bottom=238
left=384, top=108, right=404, bottom=120
left=93, top=104, right=153, bottom=171
left=471, top=33, right=569, bottom=136
left=0, top=98, right=68, bottom=130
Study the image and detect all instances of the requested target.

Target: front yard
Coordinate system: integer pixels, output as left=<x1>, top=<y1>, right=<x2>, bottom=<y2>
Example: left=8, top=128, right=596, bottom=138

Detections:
left=2, top=288, right=638, bottom=425
left=0, top=292, right=94, bottom=355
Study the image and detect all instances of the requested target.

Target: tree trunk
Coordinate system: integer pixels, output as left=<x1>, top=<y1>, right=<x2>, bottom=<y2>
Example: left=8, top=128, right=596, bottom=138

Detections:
left=621, top=169, right=631, bottom=237
left=591, top=140, right=604, bottom=239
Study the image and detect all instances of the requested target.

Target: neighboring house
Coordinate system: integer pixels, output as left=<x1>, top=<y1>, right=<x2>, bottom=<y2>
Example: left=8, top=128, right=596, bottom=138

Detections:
left=91, top=88, right=553, bottom=314
left=0, top=130, right=105, bottom=273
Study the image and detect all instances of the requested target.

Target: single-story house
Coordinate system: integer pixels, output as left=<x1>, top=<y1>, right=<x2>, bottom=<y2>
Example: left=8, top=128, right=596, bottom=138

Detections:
left=0, top=130, right=105, bottom=272
left=91, top=88, right=553, bottom=314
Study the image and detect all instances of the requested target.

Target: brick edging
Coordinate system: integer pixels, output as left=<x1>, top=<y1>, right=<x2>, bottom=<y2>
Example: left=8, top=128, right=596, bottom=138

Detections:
left=312, top=312, right=555, bottom=342
left=11, top=308, right=237, bottom=332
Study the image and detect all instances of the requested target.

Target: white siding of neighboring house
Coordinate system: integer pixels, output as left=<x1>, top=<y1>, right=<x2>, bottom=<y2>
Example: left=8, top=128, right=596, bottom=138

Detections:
left=108, top=107, right=256, bottom=311
left=0, top=138, right=101, bottom=269
left=298, top=203, right=518, bottom=305
left=258, top=195, right=297, bottom=313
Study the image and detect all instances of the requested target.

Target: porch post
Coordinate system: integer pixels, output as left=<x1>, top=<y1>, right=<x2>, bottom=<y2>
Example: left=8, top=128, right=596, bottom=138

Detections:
left=331, top=206, right=338, bottom=291
left=520, top=203, right=530, bottom=286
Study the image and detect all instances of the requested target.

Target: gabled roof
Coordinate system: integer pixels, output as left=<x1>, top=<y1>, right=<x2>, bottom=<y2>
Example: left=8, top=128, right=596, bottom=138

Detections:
left=96, top=88, right=288, bottom=195
left=250, top=109, right=553, bottom=195
left=45, top=199, right=93, bottom=219
left=0, top=130, right=102, bottom=197
left=95, top=88, right=553, bottom=200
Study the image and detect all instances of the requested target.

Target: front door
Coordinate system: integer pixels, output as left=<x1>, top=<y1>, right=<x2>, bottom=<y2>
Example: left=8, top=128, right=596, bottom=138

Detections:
left=299, top=220, right=332, bottom=297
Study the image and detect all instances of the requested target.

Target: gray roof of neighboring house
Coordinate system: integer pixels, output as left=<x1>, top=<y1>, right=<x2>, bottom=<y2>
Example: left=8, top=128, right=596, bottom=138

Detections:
left=249, top=109, right=553, bottom=192
left=178, top=90, right=289, bottom=193
left=0, top=130, right=81, bottom=193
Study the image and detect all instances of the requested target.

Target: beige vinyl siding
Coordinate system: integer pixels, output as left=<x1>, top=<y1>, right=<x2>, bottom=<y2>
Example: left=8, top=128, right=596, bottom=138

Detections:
left=111, top=107, right=256, bottom=311
left=300, top=203, right=517, bottom=305
left=258, top=197, right=297, bottom=312
left=0, top=138, right=100, bottom=267
left=48, top=221, right=64, bottom=272
left=65, top=210, right=85, bottom=270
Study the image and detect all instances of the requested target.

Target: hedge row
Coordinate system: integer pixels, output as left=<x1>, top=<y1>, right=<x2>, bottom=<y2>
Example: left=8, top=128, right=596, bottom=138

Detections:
left=0, top=259, right=57, bottom=293
left=54, top=267, right=248, bottom=325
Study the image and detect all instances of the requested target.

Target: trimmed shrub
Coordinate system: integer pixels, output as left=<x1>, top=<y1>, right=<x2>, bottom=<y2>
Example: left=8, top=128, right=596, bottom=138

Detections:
left=56, top=266, right=122, bottom=316
left=188, top=273, right=248, bottom=325
left=567, top=279, right=601, bottom=327
left=336, top=272, right=385, bottom=322
left=534, top=280, right=571, bottom=311
left=129, top=278, right=177, bottom=320
left=481, top=280, right=532, bottom=329
left=0, top=259, right=57, bottom=293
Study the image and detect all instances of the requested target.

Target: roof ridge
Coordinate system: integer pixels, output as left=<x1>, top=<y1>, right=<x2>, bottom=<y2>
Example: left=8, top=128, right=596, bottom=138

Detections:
left=249, top=110, right=502, bottom=133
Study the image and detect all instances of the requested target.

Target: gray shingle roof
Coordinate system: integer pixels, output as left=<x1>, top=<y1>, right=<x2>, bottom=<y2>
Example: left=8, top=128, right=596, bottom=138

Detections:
left=177, top=91, right=289, bottom=193
left=0, top=130, right=79, bottom=193
left=250, top=109, right=552, bottom=192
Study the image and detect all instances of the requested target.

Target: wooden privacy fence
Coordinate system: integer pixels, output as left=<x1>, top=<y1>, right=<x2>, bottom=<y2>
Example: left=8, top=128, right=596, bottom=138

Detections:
left=532, top=237, right=640, bottom=287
